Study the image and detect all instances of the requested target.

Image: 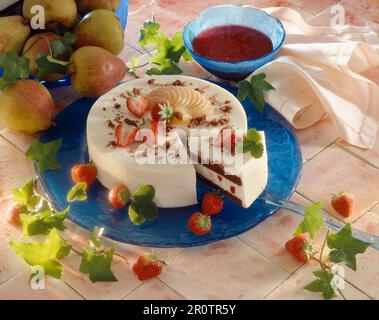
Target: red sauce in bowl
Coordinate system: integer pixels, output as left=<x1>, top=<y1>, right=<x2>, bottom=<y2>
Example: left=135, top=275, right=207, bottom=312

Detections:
left=192, top=25, right=273, bottom=62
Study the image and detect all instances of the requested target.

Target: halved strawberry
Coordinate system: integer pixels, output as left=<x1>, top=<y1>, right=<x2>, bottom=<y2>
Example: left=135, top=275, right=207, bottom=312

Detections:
left=151, top=101, right=168, bottom=121
left=127, top=95, right=148, bottom=118
left=115, top=124, right=138, bottom=147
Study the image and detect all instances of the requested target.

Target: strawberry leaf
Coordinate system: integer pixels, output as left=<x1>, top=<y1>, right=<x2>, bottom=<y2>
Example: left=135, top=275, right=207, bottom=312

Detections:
left=0, top=52, right=30, bottom=90
left=67, top=183, right=88, bottom=202
left=237, top=73, right=275, bottom=113
left=26, top=139, right=62, bottom=173
left=10, top=228, right=71, bottom=279
left=295, top=202, right=324, bottom=240
left=327, top=224, right=371, bottom=271
left=304, top=270, right=337, bottom=300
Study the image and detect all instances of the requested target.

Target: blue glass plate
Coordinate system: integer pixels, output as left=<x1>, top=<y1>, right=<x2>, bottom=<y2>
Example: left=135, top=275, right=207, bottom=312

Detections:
left=37, top=82, right=302, bottom=247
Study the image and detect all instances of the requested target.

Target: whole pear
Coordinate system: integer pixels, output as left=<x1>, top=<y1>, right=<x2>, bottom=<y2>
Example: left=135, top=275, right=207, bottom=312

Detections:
left=0, top=80, right=54, bottom=134
left=23, top=0, right=78, bottom=29
left=74, top=9, right=124, bottom=55
left=0, top=16, right=31, bottom=54
left=69, top=46, right=127, bottom=97
left=76, top=0, right=120, bottom=13
left=22, top=33, right=70, bottom=82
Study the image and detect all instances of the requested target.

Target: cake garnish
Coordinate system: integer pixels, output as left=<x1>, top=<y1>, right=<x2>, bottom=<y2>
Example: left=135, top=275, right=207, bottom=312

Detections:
left=67, top=182, right=88, bottom=202
left=128, top=185, right=158, bottom=225
left=108, top=184, right=130, bottom=209
left=115, top=124, right=138, bottom=147
left=71, top=163, right=98, bottom=191
left=126, top=95, right=149, bottom=118
left=239, top=128, right=264, bottom=159
left=151, top=101, right=174, bottom=122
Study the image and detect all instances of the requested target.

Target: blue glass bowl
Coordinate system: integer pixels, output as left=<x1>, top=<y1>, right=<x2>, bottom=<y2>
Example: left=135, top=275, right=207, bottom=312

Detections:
left=0, top=0, right=129, bottom=88
left=183, top=5, right=286, bottom=81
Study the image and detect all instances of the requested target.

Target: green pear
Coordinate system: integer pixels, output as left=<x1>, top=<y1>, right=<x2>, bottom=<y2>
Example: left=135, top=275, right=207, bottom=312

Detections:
left=0, top=16, right=31, bottom=54
left=76, top=0, right=120, bottom=13
left=23, top=0, right=78, bottom=29
left=69, top=46, right=127, bottom=97
left=22, top=33, right=70, bottom=82
left=74, top=9, right=124, bottom=55
left=0, top=80, right=55, bottom=133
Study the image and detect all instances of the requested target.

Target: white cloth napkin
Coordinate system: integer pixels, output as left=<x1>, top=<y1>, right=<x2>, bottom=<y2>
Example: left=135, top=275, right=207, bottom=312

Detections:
left=252, top=7, right=379, bottom=149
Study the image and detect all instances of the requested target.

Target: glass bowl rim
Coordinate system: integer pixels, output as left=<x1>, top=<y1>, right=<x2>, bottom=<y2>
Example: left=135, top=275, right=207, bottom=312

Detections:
left=182, top=5, right=286, bottom=66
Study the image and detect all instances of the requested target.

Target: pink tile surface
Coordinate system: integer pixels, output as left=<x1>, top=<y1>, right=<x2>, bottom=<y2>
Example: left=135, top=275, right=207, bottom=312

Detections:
left=124, top=278, right=184, bottom=300
left=297, top=144, right=379, bottom=223
left=0, top=270, right=82, bottom=300
left=265, top=260, right=371, bottom=300
left=338, top=138, right=379, bottom=169
left=158, top=238, right=289, bottom=299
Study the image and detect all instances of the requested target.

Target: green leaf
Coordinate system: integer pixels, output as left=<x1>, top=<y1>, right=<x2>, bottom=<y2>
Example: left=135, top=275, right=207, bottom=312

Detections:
left=237, top=73, right=275, bottom=113
left=295, top=202, right=324, bottom=240
left=12, top=179, right=40, bottom=210
left=146, top=59, right=183, bottom=76
left=250, top=143, right=264, bottom=159
left=67, top=183, right=88, bottom=202
left=35, top=53, right=69, bottom=80
left=0, top=52, right=30, bottom=90
left=128, top=56, right=140, bottom=77
left=246, top=128, right=262, bottom=144
left=21, top=206, right=69, bottom=236
left=327, top=224, right=371, bottom=271
left=168, top=31, right=188, bottom=63
left=134, top=185, right=155, bottom=203
left=304, top=270, right=337, bottom=300
left=10, top=228, right=71, bottom=279
left=50, top=32, right=75, bottom=57
left=128, top=202, right=146, bottom=226
left=130, top=201, right=158, bottom=221
left=26, top=139, right=62, bottom=173
left=88, top=226, right=104, bottom=249
left=139, top=20, right=162, bottom=46
left=79, top=246, right=117, bottom=283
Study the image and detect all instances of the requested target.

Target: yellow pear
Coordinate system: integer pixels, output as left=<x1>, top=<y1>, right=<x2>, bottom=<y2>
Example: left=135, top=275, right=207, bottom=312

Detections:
left=23, top=0, right=78, bottom=29
left=76, top=0, right=120, bottom=13
left=0, top=80, right=55, bottom=134
left=69, top=46, right=127, bottom=97
left=74, top=9, right=124, bottom=55
left=0, top=16, right=31, bottom=54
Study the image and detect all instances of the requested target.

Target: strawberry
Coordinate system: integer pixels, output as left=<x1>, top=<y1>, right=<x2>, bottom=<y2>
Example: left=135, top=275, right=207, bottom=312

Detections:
left=115, top=124, right=138, bottom=147
left=285, top=234, right=313, bottom=264
left=7, top=203, right=22, bottom=227
left=126, top=95, right=148, bottom=118
left=331, top=192, right=354, bottom=218
left=151, top=101, right=167, bottom=121
left=215, top=126, right=237, bottom=149
left=132, top=251, right=165, bottom=281
left=202, top=192, right=224, bottom=215
left=108, top=184, right=130, bottom=209
left=71, top=163, right=97, bottom=190
left=188, top=212, right=212, bottom=236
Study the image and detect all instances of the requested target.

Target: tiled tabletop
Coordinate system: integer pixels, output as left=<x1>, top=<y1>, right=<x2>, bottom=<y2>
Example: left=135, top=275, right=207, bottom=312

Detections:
left=1, top=0, right=379, bottom=300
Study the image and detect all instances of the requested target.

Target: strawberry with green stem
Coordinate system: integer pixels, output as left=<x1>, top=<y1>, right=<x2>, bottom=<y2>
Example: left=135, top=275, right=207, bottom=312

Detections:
left=133, top=250, right=166, bottom=281
left=188, top=212, right=212, bottom=236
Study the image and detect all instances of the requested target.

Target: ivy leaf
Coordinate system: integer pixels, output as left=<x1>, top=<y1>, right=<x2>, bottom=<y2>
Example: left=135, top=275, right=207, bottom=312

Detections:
left=20, top=206, right=69, bottom=237
left=35, top=53, right=69, bottom=80
left=50, top=32, right=75, bottom=57
left=12, top=179, right=40, bottom=210
left=0, top=52, right=30, bottom=90
left=168, top=31, right=188, bottom=63
left=128, top=202, right=147, bottom=226
left=304, top=270, right=337, bottom=300
left=139, top=20, right=162, bottom=46
left=130, top=201, right=158, bottom=222
left=10, top=228, right=71, bottom=279
left=295, top=202, right=324, bottom=240
left=88, top=226, right=104, bottom=249
left=327, top=224, right=371, bottom=271
left=146, top=58, right=183, bottom=76
left=79, top=246, right=117, bottom=283
left=128, top=56, right=140, bottom=78
left=67, top=183, right=88, bottom=202
left=237, top=73, right=275, bottom=113
left=133, top=185, right=156, bottom=203
left=26, top=139, right=62, bottom=173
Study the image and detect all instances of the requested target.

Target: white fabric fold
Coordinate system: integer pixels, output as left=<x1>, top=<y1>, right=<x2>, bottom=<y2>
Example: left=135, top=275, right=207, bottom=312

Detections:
left=251, top=7, right=379, bottom=149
